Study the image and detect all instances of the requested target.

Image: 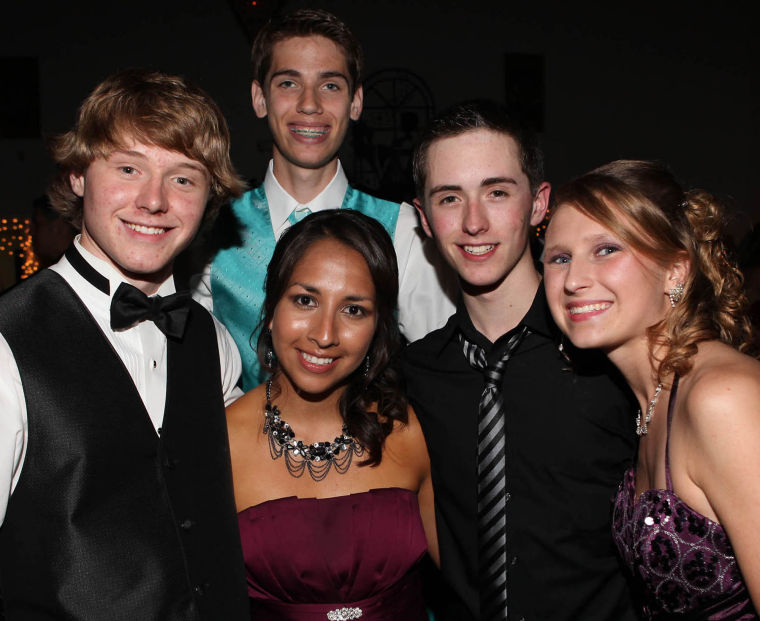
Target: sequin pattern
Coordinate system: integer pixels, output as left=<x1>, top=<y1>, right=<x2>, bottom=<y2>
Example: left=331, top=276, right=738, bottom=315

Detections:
left=612, top=468, right=750, bottom=616
left=612, top=376, right=756, bottom=619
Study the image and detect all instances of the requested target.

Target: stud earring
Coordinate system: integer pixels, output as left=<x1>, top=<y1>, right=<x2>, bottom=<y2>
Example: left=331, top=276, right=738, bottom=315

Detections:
left=668, top=282, right=685, bottom=307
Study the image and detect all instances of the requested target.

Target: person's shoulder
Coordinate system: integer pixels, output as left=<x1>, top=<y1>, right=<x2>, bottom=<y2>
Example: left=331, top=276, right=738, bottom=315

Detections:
left=682, top=342, right=760, bottom=428
left=349, top=185, right=401, bottom=209
left=403, top=319, right=456, bottom=361
left=226, top=383, right=266, bottom=425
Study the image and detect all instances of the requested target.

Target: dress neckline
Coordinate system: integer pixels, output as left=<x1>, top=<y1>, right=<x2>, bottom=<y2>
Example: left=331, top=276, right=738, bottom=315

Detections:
left=238, top=486, right=417, bottom=515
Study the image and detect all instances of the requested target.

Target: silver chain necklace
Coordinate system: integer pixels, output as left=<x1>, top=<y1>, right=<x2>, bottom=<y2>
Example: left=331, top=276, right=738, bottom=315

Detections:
left=263, top=379, right=365, bottom=481
left=636, top=382, right=663, bottom=436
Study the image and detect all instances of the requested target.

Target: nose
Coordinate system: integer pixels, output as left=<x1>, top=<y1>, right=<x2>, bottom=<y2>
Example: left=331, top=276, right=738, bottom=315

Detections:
left=563, top=257, right=592, bottom=293
left=308, top=310, right=339, bottom=349
left=136, top=176, right=167, bottom=213
left=297, top=86, right=322, bottom=115
left=462, top=198, right=488, bottom=236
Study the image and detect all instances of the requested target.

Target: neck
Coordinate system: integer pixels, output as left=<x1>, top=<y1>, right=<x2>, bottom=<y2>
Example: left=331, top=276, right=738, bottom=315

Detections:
left=606, top=337, right=664, bottom=413
left=271, top=373, right=346, bottom=439
left=462, top=258, right=541, bottom=343
left=271, top=151, right=339, bottom=204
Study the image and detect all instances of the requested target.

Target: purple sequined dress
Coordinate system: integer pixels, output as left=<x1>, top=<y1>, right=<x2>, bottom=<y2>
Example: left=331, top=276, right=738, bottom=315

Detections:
left=238, top=487, right=428, bottom=620
left=612, top=376, right=758, bottom=619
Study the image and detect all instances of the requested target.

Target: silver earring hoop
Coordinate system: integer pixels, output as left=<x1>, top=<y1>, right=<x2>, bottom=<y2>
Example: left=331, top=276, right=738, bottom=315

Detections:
left=668, top=282, right=685, bottom=307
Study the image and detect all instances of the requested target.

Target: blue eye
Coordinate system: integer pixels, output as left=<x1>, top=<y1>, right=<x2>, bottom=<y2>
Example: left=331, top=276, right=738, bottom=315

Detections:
left=548, top=254, right=570, bottom=265
left=597, top=245, right=620, bottom=257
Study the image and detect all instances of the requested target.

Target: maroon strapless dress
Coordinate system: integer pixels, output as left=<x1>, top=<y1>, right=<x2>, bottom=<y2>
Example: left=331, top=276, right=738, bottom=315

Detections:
left=238, top=487, right=428, bottom=620
left=612, top=377, right=757, bottom=619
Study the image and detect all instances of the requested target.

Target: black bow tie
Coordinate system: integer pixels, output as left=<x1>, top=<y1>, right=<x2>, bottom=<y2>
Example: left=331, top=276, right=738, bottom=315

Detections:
left=110, top=282, right=191, bottom=339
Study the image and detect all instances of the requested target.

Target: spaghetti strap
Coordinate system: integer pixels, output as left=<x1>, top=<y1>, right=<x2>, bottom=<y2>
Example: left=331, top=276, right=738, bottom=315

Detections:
left=664, top=375, right=680, bottom=492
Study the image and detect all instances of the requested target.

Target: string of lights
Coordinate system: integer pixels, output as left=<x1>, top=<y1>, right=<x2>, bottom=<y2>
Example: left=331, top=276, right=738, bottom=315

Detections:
left=0, top=217, right=39, bottom=280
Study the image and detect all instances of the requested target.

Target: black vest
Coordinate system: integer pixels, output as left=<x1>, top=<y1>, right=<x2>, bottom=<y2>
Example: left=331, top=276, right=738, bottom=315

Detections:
left=0, top=271, right=249, bottom=620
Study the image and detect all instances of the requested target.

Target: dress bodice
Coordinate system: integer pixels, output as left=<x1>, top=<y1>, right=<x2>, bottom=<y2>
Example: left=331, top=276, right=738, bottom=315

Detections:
left=612, top=377, right=757, bottom=619
left=238, top=487, right=428, bottom=620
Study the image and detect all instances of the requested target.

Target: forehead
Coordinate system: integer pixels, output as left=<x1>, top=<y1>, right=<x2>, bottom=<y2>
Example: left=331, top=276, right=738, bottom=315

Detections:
left=268, top=35, right=350, bottom=79
left=290, top=238, right=374, bottom=290
left=425, top=129, right=526, bottom=187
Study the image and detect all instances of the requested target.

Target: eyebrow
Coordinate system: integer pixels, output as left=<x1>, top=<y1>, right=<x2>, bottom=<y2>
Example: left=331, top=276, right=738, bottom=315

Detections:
left=109, top=150, right=208, bottom=176
left=269, top=69, right=349, bottom=83
left=428, top=176, right=519, bottom=198
left=290, top=282, right=374, bottom=302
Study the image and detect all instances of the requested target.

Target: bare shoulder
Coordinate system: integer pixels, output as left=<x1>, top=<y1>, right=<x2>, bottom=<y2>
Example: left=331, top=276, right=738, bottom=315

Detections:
left=680, top=342, right=760, bottom=440
left=226, top=383, right=266, bottom=433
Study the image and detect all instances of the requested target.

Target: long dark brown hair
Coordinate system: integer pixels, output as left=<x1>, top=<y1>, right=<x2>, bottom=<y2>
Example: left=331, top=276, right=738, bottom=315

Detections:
left=258, top=209, right=407, bottom=466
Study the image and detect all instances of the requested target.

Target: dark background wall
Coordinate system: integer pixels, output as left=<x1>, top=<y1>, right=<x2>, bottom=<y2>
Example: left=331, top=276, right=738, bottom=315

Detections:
left=2, top=0, right=757, bottom=239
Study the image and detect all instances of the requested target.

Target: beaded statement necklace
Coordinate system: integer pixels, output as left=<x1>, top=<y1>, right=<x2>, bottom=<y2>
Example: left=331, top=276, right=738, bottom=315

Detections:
left=263, top=379, right=365, bottom=482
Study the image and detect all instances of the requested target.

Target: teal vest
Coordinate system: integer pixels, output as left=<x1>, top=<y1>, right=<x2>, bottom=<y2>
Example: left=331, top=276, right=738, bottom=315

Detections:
left=210, top=184, right=400, bottom=391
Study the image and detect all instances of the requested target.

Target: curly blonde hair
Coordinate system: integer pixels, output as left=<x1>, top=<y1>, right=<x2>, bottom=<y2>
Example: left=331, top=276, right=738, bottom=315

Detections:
left=553, top=160, right=753, bottom=380
left=48, top=69, right=245, bottom=229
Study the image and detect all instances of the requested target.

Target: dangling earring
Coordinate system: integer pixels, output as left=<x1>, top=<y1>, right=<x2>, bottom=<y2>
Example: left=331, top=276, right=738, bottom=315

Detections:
left=668, top=282, right=685, bottom=307
left=265, top=329, right=276, bottom=369
left=363, top=355, right=371, bottom=377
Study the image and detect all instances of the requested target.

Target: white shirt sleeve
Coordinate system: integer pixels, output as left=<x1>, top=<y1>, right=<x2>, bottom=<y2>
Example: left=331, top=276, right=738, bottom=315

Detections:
left=190, top=263, right=214, bottom=314
left=213, top=315, right=244, bottom=405
left=393, top=202, right=458, bottom=343
left=0, top=333, right=28, bottom=526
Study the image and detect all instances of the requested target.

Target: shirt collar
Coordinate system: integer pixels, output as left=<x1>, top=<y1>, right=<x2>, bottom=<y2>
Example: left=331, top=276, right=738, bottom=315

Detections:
left=264, top=159, right=348, bottom=233
left=439, top=285, right=560, bottom=355
left=52, top=235, right=176, bottom=304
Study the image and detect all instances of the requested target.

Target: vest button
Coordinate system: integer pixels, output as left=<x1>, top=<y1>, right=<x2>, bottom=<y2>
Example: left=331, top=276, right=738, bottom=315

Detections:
left=179, top=518, right=194, bottom=530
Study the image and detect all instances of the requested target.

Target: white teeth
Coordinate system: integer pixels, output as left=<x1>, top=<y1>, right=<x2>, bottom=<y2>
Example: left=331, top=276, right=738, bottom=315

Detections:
left=463, top=244, right=494, bottom=255
left=291, top=127, right=328, bottom=137
left=568, top=303, right=611, bottom=315
left=126, top=223, right=166, bottom=235
left=301, top=352, right=334, bottom=365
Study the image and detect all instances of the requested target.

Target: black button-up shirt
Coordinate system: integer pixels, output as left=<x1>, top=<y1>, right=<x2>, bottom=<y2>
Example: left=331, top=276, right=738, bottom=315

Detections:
left=403, top=287, right=638, bottom=621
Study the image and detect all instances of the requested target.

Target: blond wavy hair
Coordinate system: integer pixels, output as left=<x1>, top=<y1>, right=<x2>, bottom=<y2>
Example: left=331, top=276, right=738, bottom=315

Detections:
left=48, top=69, right=245, bottom=228
left=553, top=160, right=753, bottom=381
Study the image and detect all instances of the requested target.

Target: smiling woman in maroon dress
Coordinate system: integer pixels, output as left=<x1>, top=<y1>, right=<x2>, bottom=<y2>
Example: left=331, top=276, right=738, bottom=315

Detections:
left=226, top=209, right=437, bottom=620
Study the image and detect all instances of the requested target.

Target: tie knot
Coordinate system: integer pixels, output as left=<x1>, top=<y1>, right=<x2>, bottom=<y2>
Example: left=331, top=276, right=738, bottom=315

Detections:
left=110, top=282, right=190, bottom=339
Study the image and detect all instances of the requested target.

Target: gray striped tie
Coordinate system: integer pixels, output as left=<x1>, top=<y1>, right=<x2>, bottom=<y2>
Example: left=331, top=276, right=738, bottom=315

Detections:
left=459, top=325, right=529, bottom=620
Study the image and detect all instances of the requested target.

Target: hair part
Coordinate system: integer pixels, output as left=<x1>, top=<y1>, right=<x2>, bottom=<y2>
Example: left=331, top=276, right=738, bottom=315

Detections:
left=250, top=8, right=363, bottom=94
left=258, top=209, right=407, bottom=466
left=553, top=159, right=753, bottom=380
left=412, top=99, right=545, bottom=202
left=48, top=68, right=245, bottom=228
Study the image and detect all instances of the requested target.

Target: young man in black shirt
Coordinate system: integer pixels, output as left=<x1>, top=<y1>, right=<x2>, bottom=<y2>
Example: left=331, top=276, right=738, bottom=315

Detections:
left=403, top=101, right=637, bottom=621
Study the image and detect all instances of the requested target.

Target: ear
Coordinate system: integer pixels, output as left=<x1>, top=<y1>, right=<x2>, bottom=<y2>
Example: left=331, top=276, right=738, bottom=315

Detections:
left=251, top=80, right=268, bottom=119
left=666, top=253, right=690, bottom=291
left=349, top=84, right=363, bottom=121
left=529, top=181, right=551, bottom=227
left=70, top=172, right=85, bottom=198
left=413, top=198, right=434, bottom=239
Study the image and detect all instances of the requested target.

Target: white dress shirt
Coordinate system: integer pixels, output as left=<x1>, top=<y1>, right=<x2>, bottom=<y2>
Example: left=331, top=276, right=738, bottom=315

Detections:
left=193, top=160, right=457, bottom=343
left=0, top=238, right=243, bottom=524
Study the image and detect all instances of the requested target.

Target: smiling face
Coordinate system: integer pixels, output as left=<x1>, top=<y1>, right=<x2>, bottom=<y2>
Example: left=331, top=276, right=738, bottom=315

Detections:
left=70, top=138, right=210, bottom=294
left=270, top=237, right=378, bottom=400
left=252, top=35, right=363, bottom=174
left=543, top=204, right=676, bottom=358
left=414, top=129, right=549, bottom=293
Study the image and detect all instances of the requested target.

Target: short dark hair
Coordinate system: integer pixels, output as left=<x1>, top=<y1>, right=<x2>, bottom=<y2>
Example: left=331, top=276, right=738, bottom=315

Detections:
left=258, top=209, right=407, bottom=466
left=251, top=9, right=363, bottom=94
left=47, top=69, right=245, bottom=228
left=412, top=99, right=545, bottom=201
